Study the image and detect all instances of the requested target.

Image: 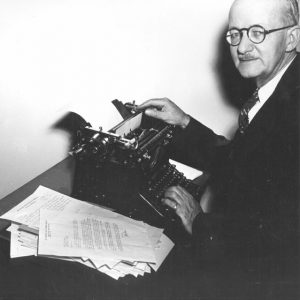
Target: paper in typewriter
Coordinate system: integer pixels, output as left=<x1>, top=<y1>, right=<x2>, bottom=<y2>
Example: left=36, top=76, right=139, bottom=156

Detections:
left=112, top=112, right=143, bottom=137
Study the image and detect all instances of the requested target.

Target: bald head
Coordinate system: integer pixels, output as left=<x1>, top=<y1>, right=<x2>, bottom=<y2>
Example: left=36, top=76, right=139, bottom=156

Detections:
left=229, top=0, right=299, bottom=26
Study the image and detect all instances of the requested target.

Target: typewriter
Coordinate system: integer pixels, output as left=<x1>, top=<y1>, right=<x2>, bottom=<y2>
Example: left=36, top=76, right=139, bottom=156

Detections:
left=71, top=100, right=203, bottom=222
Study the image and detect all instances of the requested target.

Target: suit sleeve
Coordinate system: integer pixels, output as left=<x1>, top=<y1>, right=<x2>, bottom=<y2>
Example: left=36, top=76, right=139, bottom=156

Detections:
left=167, top=117, right=231, bottom=172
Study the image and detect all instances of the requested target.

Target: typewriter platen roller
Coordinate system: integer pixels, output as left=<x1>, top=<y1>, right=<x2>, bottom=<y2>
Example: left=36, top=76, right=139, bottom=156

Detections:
left=71, top=100, right=203, bottom=221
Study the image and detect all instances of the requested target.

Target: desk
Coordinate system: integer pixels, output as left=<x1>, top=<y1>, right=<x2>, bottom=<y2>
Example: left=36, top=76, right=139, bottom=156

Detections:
left=0, top=157, right=75, bottom=233
left=0, top=158, right=298, bottom=299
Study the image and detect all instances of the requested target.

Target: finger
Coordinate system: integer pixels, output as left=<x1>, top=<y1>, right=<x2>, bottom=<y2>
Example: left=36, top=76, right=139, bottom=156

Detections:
left=175, top=185, right=189, bottom=195
left=162, top=198, right=178, bottom=210
left=162, top=198, right=186, bottom=224
left=176, top=186, right=197, bottom=209
left=164, top=188, right=183, bottom=205
left=165, top=185, right=181, bottom=193
left=174, top=186, right=194, bottom=201
left=137, top=98, right=166, bottom=110
left=165, top=185, right=186, bottom=198
left=144, top=108, right=166, bottom=119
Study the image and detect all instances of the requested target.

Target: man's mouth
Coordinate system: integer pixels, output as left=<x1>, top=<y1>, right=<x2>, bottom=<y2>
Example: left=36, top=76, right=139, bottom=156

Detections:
left=238, top=56, right=258, bottom=62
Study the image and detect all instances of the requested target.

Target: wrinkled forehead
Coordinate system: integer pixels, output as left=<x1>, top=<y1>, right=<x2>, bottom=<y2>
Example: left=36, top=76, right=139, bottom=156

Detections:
left=229, top=0, right=285, bottom=28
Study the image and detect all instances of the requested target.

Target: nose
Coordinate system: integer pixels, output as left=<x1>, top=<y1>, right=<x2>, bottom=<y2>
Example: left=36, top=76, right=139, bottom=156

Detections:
left=237, top=30, right=254, bottom=54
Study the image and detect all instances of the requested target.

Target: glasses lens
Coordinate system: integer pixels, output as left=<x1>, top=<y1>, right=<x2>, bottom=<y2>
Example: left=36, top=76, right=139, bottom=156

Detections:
left=226, top=29, right=240, bottom=45
left=249, top=26, right=265, bottom=43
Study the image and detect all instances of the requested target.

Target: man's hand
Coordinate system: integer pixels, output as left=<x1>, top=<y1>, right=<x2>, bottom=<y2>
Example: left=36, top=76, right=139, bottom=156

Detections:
left=138, top=98, right=190, bottom=129
left=162, top=186, right=202, bottom=234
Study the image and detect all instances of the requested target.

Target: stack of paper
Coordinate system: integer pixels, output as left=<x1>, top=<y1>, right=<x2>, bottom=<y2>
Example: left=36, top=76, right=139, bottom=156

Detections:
left=0, top=186, right=174, bottom=280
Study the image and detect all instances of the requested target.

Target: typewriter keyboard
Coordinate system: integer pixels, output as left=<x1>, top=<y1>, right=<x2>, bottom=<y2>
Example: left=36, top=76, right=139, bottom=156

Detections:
left=139, top=163, right=202, bottom=220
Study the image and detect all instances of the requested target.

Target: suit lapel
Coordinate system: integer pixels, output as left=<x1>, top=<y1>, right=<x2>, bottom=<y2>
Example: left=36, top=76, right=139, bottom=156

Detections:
left=231, top=55, right=300, bottom=159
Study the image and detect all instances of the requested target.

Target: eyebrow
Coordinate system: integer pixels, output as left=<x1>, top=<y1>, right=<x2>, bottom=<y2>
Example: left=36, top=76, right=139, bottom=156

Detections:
left=228, top=24, right=268, bottom=30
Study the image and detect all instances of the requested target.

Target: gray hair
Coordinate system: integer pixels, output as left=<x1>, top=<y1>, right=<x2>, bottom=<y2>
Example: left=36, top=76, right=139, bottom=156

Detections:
left=284, top=0, right=299, bottom=25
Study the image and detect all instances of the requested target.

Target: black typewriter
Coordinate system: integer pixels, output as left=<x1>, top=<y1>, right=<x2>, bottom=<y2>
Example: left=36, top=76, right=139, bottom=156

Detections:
left=71, top=100, right=204, bottom=222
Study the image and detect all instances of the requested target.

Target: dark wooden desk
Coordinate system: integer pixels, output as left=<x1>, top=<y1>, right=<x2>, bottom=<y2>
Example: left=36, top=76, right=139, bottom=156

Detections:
left=0, top=157, right=298, bottom=299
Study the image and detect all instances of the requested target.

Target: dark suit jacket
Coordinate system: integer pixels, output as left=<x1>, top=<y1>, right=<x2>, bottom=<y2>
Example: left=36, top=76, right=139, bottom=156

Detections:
left=169, top=55, right=300, bottom=272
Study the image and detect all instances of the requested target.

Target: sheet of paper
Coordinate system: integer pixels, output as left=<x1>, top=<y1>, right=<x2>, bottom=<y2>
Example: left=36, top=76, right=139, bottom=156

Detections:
left=169, top=159, right=202, bottom=180
left=135, top=262, right=151, bottom=274
left=0, top=186, right=118, bottom=229
left=38, top=209, right=156, bottom=263
left=145, top=224, right=164, bottom=246
left=98, top=265, right=125, bottom=280
left=112, top=262, right=143, bottom=277
left=150, top=234, right=174, bottom=272
left=114, top=113, right=143, bottom=137
left=86, top=256, right=120, bottom=269
left=2, top=186, right=174, bottom=279
left=7, top=224, right=37, bottom=258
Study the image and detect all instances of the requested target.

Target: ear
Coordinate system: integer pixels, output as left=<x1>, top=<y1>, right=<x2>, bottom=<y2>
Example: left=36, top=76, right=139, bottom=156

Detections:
left=286, top=25, right=300, bottom=52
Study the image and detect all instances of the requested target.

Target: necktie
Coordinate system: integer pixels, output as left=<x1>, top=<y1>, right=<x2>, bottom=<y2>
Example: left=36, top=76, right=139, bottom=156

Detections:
left=238, top=88, right=259, bottom=134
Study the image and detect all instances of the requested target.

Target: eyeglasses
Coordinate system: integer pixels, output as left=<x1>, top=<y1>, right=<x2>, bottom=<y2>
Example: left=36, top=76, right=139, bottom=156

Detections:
left=226, top=24, right=295, bottom=46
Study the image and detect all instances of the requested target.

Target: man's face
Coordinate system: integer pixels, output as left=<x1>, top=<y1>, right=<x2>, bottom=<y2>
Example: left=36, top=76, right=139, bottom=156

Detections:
left=229, top=0, right=290, bottom=87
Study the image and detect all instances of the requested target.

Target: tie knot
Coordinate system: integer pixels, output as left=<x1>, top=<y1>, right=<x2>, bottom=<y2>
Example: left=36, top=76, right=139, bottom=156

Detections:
left=248, top=88, right=259, bottom=104
left=252, top=88, right=259, bottom=101
left=244, top=88, right=260, bottom=110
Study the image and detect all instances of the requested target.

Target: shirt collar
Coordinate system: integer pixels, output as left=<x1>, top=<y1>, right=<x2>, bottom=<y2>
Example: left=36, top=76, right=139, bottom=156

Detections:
left=258, top=57, right=295, bottom=105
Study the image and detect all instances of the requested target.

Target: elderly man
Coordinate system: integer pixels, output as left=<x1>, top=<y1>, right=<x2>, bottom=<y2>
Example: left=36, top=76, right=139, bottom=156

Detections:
left=139, top=0, right=300, bottom=273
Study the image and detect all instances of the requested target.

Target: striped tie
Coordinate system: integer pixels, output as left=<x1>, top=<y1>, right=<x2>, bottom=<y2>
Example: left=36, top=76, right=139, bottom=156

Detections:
left=238, top=88, right=259, bottom=134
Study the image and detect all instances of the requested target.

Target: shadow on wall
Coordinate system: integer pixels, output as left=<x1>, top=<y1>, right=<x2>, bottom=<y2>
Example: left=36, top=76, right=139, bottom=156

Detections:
left=214, top=27, right=256, bottom=109
left=51, top=112, right=89, bottom=151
